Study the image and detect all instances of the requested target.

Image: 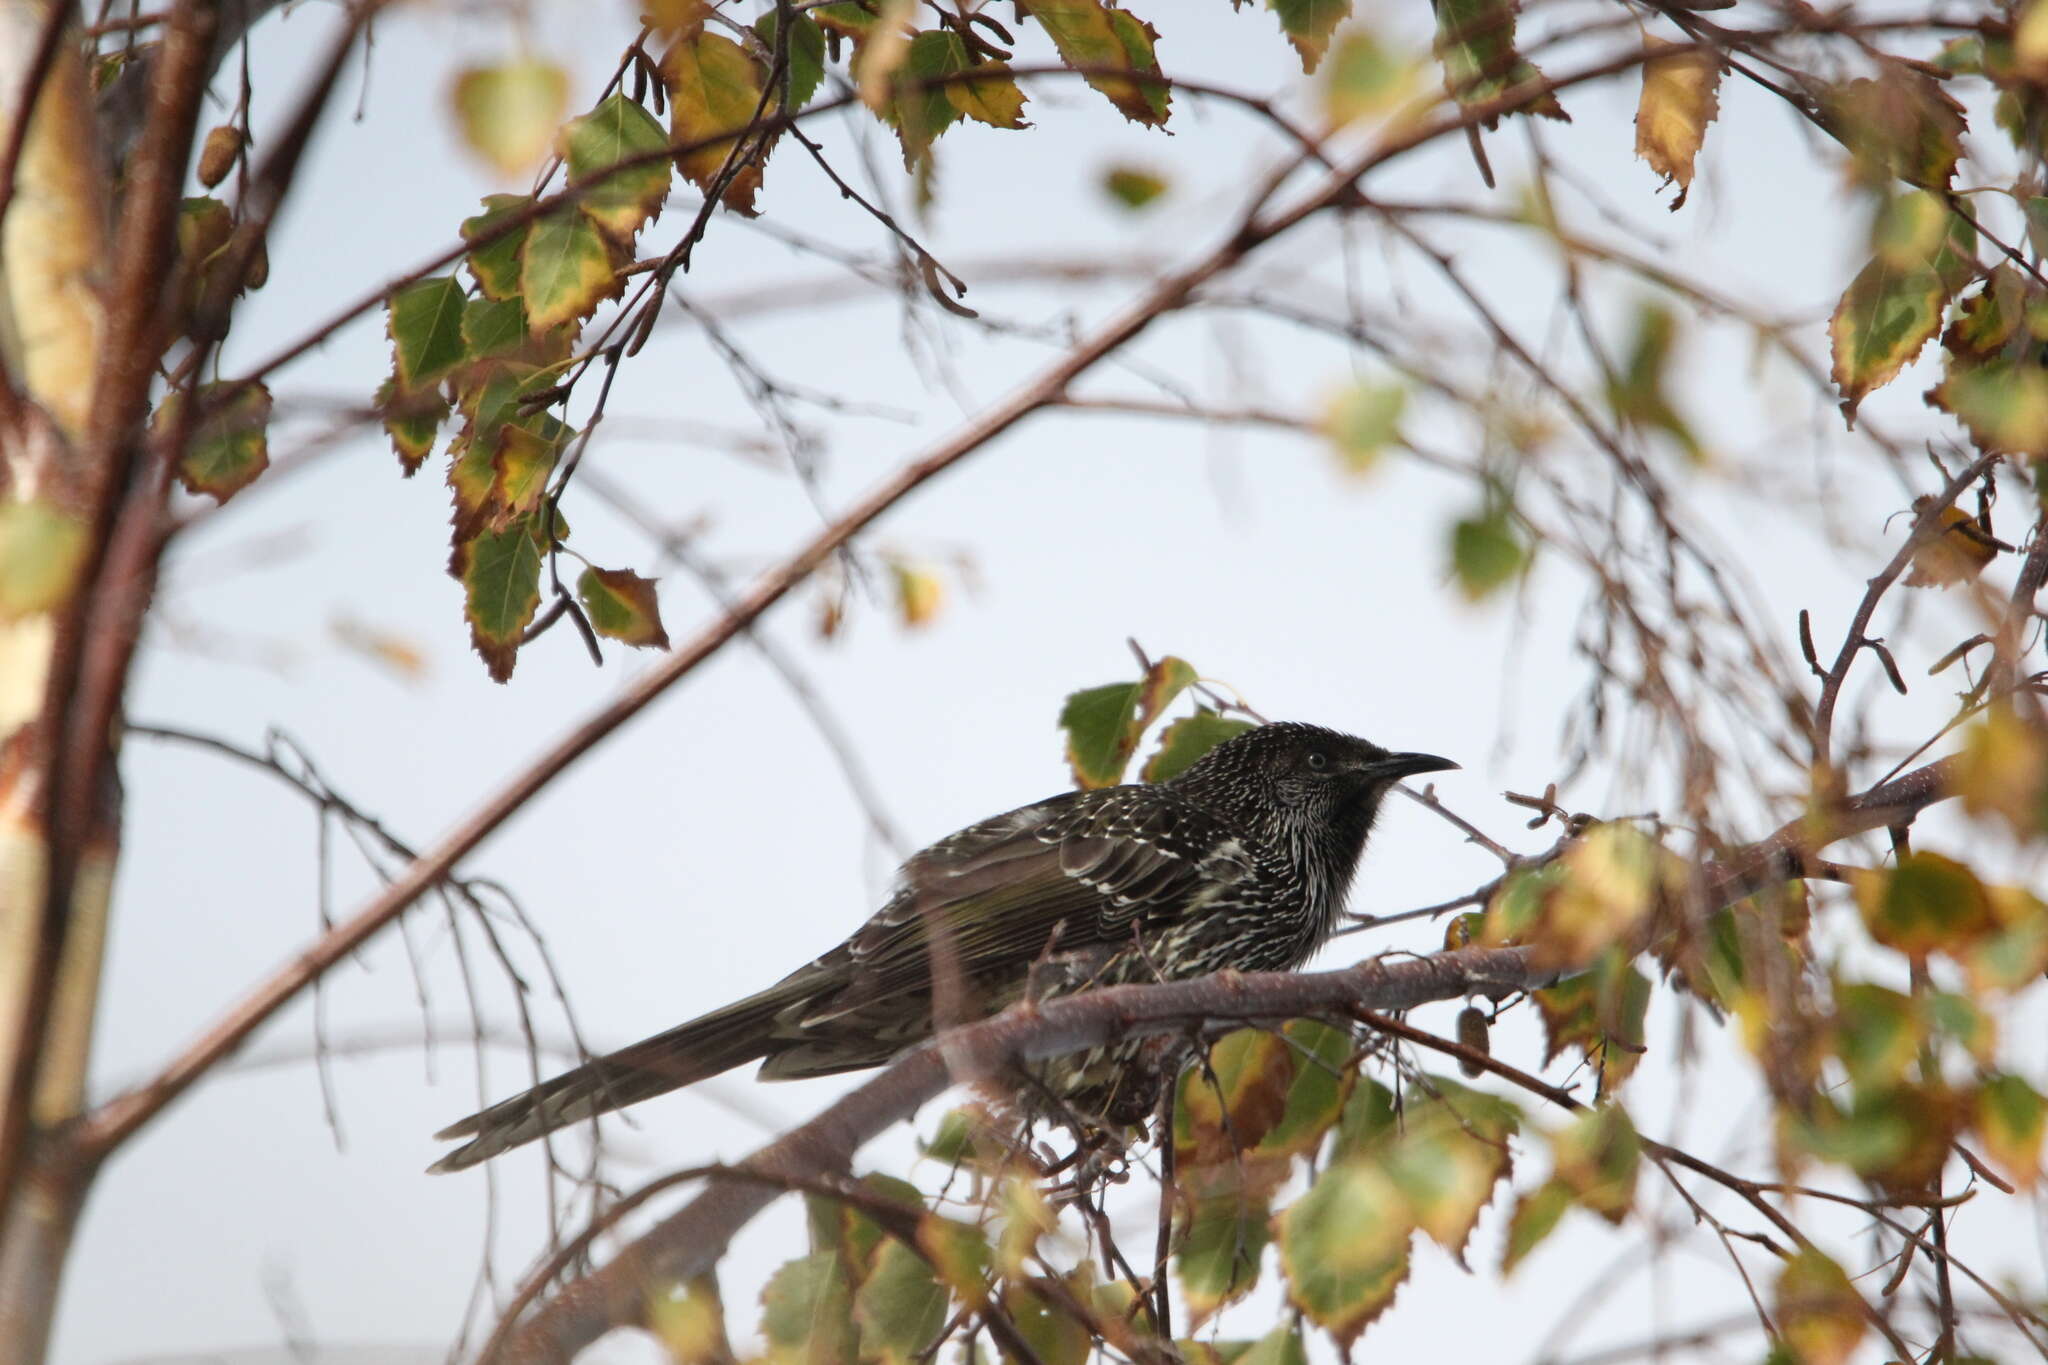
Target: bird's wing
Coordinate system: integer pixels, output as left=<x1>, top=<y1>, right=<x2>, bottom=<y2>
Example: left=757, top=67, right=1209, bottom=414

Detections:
left=791, top=787, right=1259, bottom=1025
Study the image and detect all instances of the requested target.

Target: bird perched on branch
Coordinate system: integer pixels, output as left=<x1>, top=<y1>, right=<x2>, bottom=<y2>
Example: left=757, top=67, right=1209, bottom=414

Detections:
left=430, top=722, right=1454, bottom=1172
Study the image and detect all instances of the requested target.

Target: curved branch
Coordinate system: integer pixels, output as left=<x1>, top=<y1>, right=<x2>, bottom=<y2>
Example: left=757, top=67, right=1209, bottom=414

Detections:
left=492, top=747, right=1966, bottom=1362
left=487, top=945, right=1545, bottom=1365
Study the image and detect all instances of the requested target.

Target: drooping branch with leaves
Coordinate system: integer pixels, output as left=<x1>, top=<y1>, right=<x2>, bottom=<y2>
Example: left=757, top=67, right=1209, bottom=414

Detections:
left=1, top=0, right=2046, bottom=1363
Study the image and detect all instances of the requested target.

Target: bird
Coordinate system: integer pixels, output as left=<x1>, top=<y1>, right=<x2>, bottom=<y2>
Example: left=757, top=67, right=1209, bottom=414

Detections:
left=429, top=721, right=1455, bottom=1172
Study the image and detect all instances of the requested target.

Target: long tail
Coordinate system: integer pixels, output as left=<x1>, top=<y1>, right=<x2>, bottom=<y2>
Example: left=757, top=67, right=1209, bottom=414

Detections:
left=429, top=981, right=807, bottom=1172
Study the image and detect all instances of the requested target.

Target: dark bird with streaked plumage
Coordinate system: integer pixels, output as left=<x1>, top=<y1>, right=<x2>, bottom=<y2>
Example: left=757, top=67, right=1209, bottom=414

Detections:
left=430, top=722, right=1454, bottom=1172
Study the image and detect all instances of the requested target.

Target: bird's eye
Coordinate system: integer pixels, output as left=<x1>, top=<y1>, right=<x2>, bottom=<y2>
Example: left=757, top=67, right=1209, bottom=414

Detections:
left=1306, top=751, right=1329, bottom=772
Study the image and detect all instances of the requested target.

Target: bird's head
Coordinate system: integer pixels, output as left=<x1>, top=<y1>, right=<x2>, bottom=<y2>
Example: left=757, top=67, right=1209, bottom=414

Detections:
left=1168, top=721, right=1457, bottom=841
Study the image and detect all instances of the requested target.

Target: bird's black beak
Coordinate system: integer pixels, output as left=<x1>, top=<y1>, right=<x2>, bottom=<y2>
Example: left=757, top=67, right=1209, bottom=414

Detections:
left=1371, top=751, right=1459, bottom=781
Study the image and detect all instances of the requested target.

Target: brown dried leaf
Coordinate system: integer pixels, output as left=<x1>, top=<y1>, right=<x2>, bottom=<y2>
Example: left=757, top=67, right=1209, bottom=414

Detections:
left=1633, top=38, right=1722, bottom=209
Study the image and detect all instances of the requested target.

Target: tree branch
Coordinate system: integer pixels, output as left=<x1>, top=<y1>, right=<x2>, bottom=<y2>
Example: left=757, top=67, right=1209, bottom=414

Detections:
left=1811, top=455, right=2000, bottom=765
left=486, top=946, right=1545, bottom=1364
left=487, top=728, right=1966, bottom=1365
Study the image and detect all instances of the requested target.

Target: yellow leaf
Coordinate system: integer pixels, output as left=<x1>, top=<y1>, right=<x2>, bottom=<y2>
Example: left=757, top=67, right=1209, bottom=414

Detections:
left=1322, top=28, right=1421, bottom=126
left=1930, top=360, right=2048, bottom=459
left=1905, top=497, right=2004, bottom=587
left=0, top=499, right=89, bottom=619
left=1633, top=38, right=1721, bottom=209
left=644, top=0, right=708, bottom=37
left=646, top=1275, right=729, bottom=1365
left=330, top=615, right=430, bottom=682
left=890, top=560, right=944, bottom=627
left=856, top=0, right=917, bottom=112
left=2014, top=0, right=2048, bottom=82
left=1975, top=1074, right=2045, bottom=1190
left=1954, top=706, right=2047, bottom=836
left=947, top=64, right=1029, bottom=129
left=451, top=59, right=569, bottom=177
left=662, top=31, right=770, bottom=213
left=1019, top=0, right=1171, bottom=126
left=1776, top=1249, right=1865, bottom=1365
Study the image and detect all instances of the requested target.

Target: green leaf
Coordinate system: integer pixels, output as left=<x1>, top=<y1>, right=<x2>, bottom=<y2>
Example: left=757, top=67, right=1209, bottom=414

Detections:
left=1787, top=1085, right=1950, bottom=1187
left=1321, top=381, right=1406, bottom=474
left=1234, top=1326, right=1308, bottom=1365
left=1432, top=0, right=1566, bottom=123
left=1269, top=0, right=1351, bottom=74
left=1943, top=265, right=2027, bottom=361
left=1256, top=1018, right=1357, bottom=1156
left=852, top=1239, right=948, bottom=1365
left=461, top=195, right=531, bottom=301
left=175, top=381, right=272, bottom=502
left=1102, top=166, right=1167, bottom=210
left=1324, top=28, right=1417, bottom=124
left=1177, top=1171, right=1272, bottom=1324
left=1852, top=851, right=1995, bottom=959
left=1178, top=1340, right=1261, bottom=1365
left=811, top=2, right=878, bottom=41
left=994, top=1177, right=1054, bottom=1278
left=1382, top=1124, right=1506, bottom=1262
left=1931, top=359, right=2048, bottom=459
left=174, top=195, right=233, bottom=276
left=456, top=515, right=546, bottom=683
left=1530, top=956, right=1652, bottom=1087
left=448, top=364, right=559, bottom=538
left=1142, top=708, right=1256, bottom=783
left=1451, top=508, right=1527, bottom=600
left=1925, top=990, right=1995, bottom=1062
left=879, top=32, right=966, bottom=167
left=451, top=59, right=569, bottom=176
left=387, top=276, right=469, bottom=391
left=1331, top=1075, right=1398, bottom=1161
left=522, top=208, right=619, bottom=332
left=1483, top=861, right=1564, bottom=943
left=563, top=94, right=673, bottom=241
left=1606, top=302, right=1702, bottom=459
left=1832, top=981, right=1922, bottom=1089
left=1276, top=1159, right=1410, bottom=1346
left=376, top=378, right=447, bottom=474
left=577, top=566, right=670, bottom=649
left=809, top=1174, right=924, bottom=1272
left=1829, top=253, right=1945, bottom=415
left=1061, top=683, right=1144, bottom=788
left=761, top=1252, right=858, bottom=1365
left=1820, top=71, right=1965, bottom=189
left=0, top=498, right=89, bottom=619
left=1975, top=1073, right=2045, bottom=1190
left=1500, top=1178, right=1571, bottom=1273
left=913, top=1214, right=990, bottom=1303
left=1003, top=1276, right=1093, bottom=1365
left=1058, top=655, right=1200, bottom=789
left=918, top=1107, right=993, bottom=1167
left=1965, top=886, right=2048, bottom=994
left=753, top=9, right=828, bottom=111
left=663, top=30, right=769, bottom=213
left=1775, top=1248, right=1865, bottom=1365
left=1548, top=1103, right=1639, bottom=1222
left=462, top=295, right=530, bottom=363
left=1381, top=1077, right=1519, bottom=1259
left=1021, top=0, right=1170, bottom=126
left=1176, top=1027, right=1294, bottom=1163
